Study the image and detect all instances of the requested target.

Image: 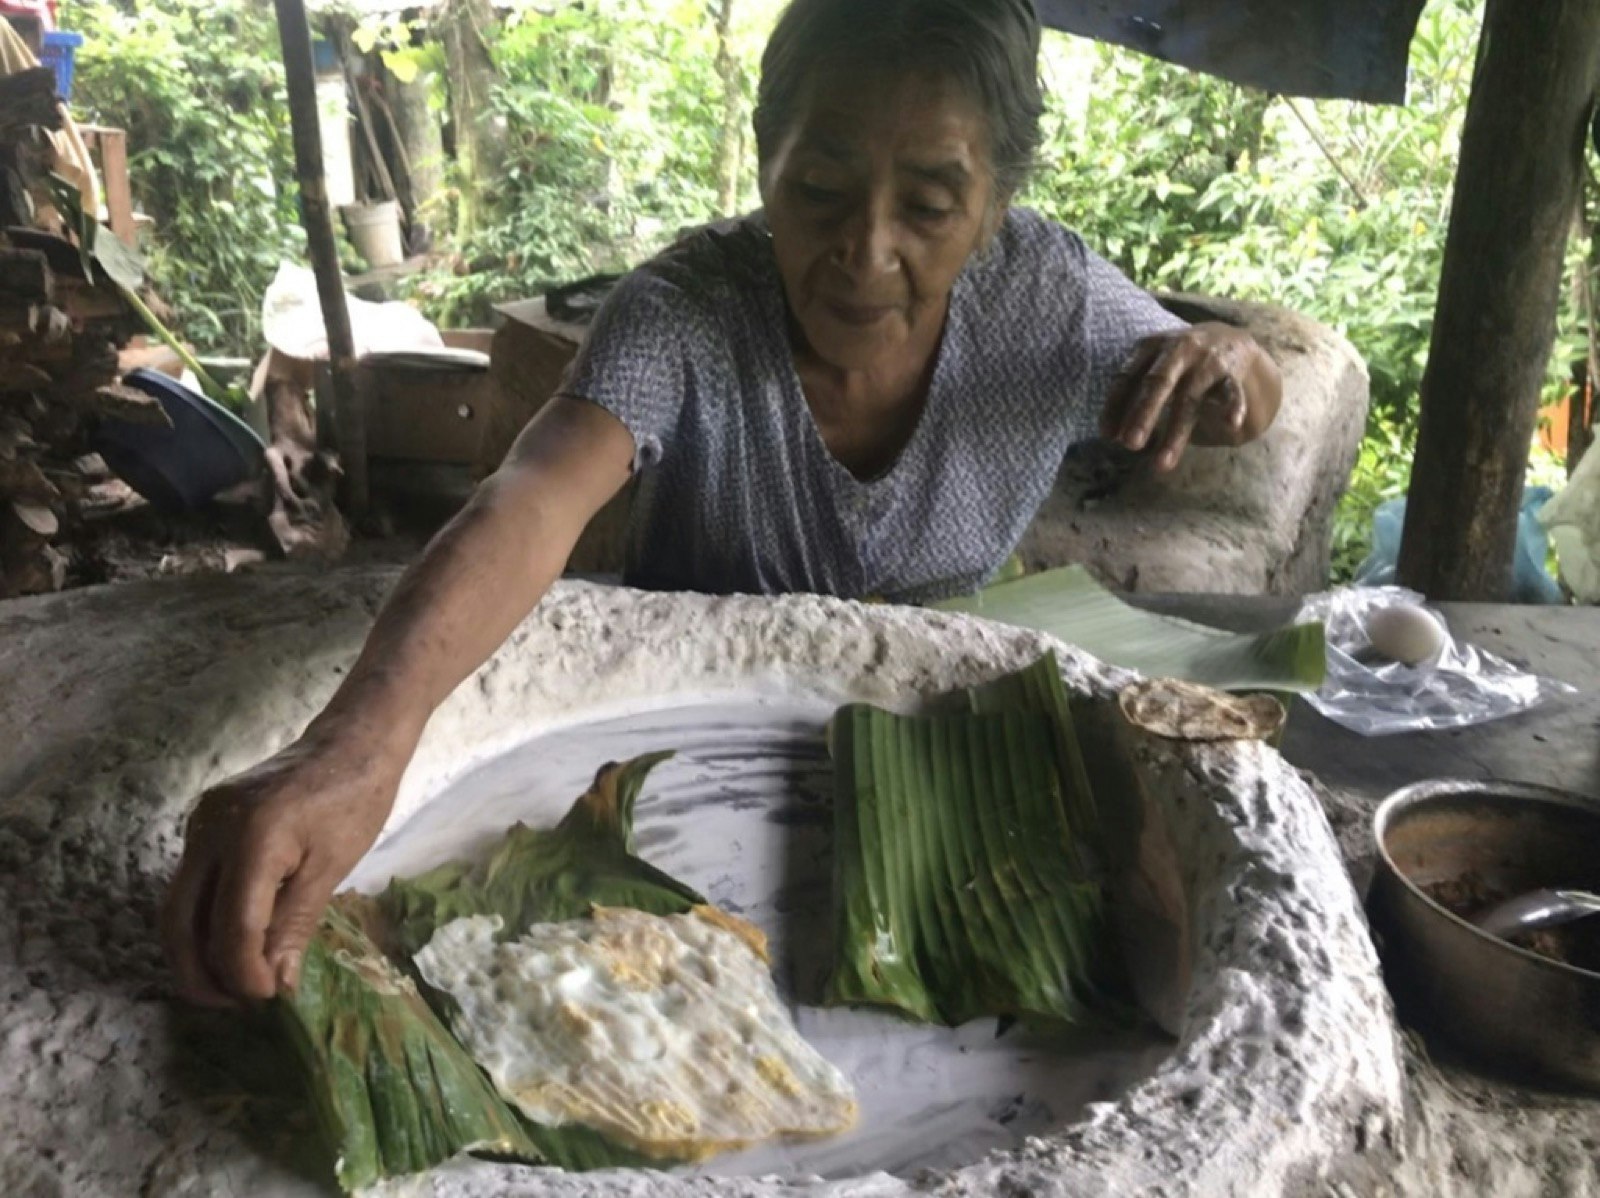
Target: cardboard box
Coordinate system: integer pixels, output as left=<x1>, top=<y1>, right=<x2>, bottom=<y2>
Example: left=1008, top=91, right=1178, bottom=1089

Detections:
left=475, top=298, right=586, bottom=477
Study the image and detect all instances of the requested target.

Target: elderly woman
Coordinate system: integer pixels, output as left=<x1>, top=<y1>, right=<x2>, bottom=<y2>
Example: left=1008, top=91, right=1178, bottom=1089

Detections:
left=166, top=0, right=1280, bottom=1005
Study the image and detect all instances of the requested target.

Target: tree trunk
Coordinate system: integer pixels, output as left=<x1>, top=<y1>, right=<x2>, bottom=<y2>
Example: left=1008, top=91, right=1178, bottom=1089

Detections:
left=1396, top=0, right=1600, bottom=600
left=385, top=62, right=446, bottom=231
left=438, top=0, right=506, bottom=241
left=273, top=0, right=366, bottom=517
left=713, top=0, right=742, bottom=216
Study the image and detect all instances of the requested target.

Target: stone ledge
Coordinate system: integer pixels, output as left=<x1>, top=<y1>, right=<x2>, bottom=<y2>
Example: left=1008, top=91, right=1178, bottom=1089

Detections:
left=1018, top=293, right=1371, bottom=594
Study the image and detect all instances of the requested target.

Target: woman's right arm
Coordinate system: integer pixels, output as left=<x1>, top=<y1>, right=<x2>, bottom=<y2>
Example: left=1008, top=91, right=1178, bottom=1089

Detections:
left=161, top=396, right=635, bottom=1007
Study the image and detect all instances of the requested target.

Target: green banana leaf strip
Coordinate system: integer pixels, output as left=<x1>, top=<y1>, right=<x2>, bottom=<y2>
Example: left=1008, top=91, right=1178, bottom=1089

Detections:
left=280, top=753, right=696, bottom=1190
left=965, top=650, right=1101, bottom=872
left=826, top=654, right=1127, bottom=1027
left=935, top=565, right=1327, bottom=693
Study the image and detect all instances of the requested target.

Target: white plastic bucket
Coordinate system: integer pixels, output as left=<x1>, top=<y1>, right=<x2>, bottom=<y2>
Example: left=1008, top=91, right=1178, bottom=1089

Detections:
left=340, top=200, right=404, bottom=269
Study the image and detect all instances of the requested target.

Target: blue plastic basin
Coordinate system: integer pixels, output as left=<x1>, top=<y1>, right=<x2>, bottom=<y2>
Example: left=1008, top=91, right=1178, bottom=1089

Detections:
left=93, top=369, right=267, bottom=512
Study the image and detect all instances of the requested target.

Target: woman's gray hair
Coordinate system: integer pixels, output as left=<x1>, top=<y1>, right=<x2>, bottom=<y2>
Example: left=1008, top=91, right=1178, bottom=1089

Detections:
left=753, top=0, right=1044, bottom=200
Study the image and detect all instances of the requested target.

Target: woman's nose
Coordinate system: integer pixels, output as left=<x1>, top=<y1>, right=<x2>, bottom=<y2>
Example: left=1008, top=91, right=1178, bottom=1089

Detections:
left=832, top=203, right=899, bottom=280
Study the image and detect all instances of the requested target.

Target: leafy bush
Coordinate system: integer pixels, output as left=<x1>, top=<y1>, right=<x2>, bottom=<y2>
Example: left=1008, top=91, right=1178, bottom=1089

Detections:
left=1029, top=0, right=1588, bottom=578
left=406, top=0, right=752, bottom=326
left=61, top=0, right=305, bottom=356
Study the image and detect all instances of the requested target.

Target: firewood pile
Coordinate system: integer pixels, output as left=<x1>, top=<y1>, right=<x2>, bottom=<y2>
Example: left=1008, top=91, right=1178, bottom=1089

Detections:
left=0, top=67, right=155, bottom=597
left=0, top=232, right=162, bottom=596
left=0, top=65, right=349, bottom=599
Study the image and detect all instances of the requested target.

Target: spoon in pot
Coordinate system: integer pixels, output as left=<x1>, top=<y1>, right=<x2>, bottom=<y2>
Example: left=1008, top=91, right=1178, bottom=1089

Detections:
left=1472, top=888, right=1600, bottom=940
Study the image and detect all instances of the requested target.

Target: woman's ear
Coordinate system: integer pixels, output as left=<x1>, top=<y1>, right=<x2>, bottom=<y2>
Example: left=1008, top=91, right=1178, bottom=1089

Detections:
left=978, top=195, right=1010, bottom=251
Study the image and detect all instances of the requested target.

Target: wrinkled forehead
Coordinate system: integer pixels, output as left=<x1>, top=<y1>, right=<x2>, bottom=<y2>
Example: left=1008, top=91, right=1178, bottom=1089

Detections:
left=775, top=67, right=994, bottom=179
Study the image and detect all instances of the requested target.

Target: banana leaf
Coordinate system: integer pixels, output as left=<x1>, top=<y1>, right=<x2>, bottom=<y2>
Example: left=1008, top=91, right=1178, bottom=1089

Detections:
left=826, top=654, right=1128, bottom=1027
left=280, top=753, right=692, bottom=1191
left=277, top=902, right=543, bottom=1193
left=379, top=751, right=702, bottom=957
left=934, top=565, right=1326, bottom=693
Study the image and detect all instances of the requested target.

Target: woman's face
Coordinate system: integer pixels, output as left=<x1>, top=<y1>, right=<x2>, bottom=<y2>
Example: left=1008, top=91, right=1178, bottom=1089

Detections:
left=761, top=69, right=1001, bottom=375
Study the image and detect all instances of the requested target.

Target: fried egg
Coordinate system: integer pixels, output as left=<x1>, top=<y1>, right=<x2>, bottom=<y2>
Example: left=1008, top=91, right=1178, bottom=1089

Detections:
left=413, top=907, right=857, bottom=1161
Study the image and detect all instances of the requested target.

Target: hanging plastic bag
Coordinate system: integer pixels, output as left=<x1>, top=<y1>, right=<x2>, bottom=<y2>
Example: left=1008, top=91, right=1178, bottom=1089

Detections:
left=1539, top=432, right=1600, bottom=602
left=1355, top=491, right=1563, bottom=604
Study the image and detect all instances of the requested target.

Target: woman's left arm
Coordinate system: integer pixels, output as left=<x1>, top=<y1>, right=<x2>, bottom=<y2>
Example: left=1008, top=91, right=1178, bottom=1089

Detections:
left=1099, top=322, right=1282, bottom=472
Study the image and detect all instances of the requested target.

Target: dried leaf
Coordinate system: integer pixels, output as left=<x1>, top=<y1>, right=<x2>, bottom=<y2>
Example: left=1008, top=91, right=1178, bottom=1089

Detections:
left=92, top=382, right=172, bottom=427
left=0, top=456, right=59, bottom=502
left=9, top=498, right=56, bottom=538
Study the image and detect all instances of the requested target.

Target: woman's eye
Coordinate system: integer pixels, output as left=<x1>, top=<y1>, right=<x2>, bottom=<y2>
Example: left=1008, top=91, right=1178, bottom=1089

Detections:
left=907, top=201, right=954, bottom=222
left=794, top=182, right=843, bottom=205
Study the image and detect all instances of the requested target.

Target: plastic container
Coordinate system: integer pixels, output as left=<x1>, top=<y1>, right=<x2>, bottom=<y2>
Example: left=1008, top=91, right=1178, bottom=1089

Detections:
left=39, top=30, right=82, bottom=101
left=340, top=200, right=404, bottom=269
left=92, top=369, right=266, bottom=511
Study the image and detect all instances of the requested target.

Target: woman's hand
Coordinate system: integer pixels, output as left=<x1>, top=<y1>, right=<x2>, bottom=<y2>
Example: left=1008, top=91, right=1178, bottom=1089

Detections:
left=160, top=397, right=637, bottom=1009
left=160, top=717, right=414, bottom=1007
left=1100, top=322, right=1282, bottom=472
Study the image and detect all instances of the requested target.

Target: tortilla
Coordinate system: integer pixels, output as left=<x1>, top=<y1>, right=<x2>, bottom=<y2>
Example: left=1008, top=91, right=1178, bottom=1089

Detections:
left=1118, top=678, right=1285, bottom=742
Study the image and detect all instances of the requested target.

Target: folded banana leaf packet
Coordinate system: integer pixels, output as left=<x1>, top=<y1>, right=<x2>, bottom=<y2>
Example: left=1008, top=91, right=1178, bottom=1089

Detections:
left=278, top=754, right=706, bottom=1191
left=825, top=653, right=1134, bottom=1028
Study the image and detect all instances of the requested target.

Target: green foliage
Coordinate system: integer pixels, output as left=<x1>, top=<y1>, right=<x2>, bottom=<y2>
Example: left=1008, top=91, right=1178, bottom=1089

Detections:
left=405, top=0, right=766, bottom=326
left=1028, top=0, right=1590, bottom=578
left=1027, top=4, right=1481, bottom=424
left=1329, top=407, right=1417, bottom=581
left=61, top=0, right=304, bottom=356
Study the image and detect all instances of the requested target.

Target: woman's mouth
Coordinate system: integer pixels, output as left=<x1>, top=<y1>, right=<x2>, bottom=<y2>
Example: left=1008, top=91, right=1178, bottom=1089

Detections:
left=824, top=299, right=896, bottom=327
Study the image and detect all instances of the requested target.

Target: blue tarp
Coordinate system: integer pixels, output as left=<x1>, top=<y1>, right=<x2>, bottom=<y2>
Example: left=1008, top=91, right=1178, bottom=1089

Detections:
left=1036, top=0, right=1431, bottom=103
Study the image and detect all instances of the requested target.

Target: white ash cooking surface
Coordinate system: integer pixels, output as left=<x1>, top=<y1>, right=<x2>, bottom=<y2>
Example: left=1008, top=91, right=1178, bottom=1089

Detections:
left=1, top=569, right=1424, bottom=1196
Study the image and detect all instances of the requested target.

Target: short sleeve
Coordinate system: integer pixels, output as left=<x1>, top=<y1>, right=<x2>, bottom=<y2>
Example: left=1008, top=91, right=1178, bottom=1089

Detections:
left=1077, top=241, right=1189, bottom=411
left=555, top=269, right=700, bottom=472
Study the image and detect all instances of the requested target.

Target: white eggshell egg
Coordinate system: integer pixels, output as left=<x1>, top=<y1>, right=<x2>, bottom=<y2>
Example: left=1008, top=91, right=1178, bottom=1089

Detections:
left=1367, top=602, right=1447, bottom=665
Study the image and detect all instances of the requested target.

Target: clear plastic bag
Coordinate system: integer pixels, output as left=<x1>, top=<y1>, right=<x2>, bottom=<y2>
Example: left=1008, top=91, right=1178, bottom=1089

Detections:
left=1295, top=586, right=1575, bottom=736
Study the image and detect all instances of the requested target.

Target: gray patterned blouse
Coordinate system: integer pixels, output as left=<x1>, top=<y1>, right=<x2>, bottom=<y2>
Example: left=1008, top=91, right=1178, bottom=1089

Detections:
left=558, top=207, right=1185, bottom=603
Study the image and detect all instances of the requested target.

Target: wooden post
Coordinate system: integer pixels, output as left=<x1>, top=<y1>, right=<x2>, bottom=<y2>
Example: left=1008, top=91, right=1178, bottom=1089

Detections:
left=384, top=63, right=445, bottom=234
left=1396, top=0, right=1600, bottom=600
left=84, top=127, right=137, bottom=249
left=272, top=0, right=368, bottom=517
left=713, top=0, right=742, bottom=216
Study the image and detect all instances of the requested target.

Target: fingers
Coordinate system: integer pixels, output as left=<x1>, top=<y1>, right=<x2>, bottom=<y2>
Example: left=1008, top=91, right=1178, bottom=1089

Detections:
left=162, top=736, right=401, bottom=1008
left=207, top=827, right=304, bottom=1002
left=264, top=859, right=341, bottom=995
left=1148, top=358, right=1229, bottom=472
left=161, top=847, right=233, bottom=1008
left=1101, top=337, right=1166, bottom=440
left=1103, top=326, right=1252, bottom=471
left=1110, top=340, right=1188, bottom=452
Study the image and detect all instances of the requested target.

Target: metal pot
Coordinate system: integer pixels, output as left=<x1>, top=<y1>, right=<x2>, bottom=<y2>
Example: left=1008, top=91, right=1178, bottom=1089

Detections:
left=1367, top=778, right=1600, bottom=1092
